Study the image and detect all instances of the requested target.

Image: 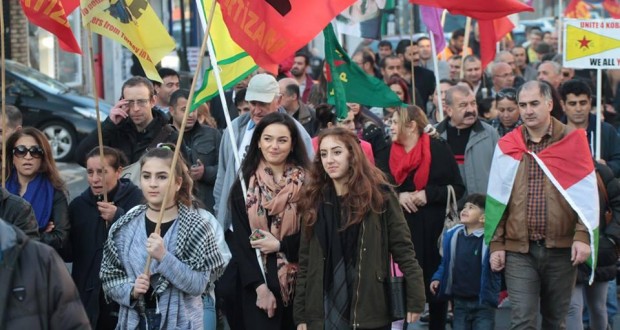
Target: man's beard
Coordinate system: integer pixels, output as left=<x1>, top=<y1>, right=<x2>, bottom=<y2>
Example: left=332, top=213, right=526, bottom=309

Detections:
left=290, top=68, right=303, bottom=78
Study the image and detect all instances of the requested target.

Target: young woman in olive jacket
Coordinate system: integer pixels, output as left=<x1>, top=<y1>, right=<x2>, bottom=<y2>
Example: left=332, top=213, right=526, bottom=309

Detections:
left=295, top=127, right=426, bottom=330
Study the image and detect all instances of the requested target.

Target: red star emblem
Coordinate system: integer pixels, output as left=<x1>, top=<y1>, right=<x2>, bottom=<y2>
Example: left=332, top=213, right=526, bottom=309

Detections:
left=578, top=36, right=591, bottom=49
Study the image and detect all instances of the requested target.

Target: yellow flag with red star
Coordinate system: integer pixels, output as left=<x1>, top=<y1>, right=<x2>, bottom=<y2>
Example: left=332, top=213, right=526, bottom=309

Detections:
left=563, top=19, right=620, bottom=68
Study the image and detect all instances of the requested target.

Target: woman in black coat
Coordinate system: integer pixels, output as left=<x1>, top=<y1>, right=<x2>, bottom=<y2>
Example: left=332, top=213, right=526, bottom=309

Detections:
left=229, top=113, right=310, bottom=329
left=67, top=147, right=143, bottom=329
left=388, top=105, right=465, bottom=330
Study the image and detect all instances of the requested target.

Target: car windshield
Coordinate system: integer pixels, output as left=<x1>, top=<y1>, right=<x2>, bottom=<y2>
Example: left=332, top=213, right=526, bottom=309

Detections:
left=5, top=60, right=70, bottom=95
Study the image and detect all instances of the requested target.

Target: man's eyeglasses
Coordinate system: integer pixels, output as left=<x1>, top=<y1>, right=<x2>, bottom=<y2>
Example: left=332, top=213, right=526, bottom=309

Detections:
left=123, top=99, right=150, bottom=108
left=496, top=88, right=517, bottom=102
left=13, top=145, right=44, bottom=159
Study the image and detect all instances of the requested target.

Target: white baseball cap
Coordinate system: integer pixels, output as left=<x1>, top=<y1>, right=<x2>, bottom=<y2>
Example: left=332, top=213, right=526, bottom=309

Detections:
left=245, top=74, right=280, bottom=103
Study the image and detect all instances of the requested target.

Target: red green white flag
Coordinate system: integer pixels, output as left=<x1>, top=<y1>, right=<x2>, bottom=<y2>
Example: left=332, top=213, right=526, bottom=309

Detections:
left=484, top=127, right=599, bottom=282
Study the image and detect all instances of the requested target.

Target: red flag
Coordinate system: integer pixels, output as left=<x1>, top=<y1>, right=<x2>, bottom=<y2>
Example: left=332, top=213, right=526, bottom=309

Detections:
left=216, top=0, right=356, bottom=73
left=20, top=0, right=81, bottom=54
left=410, top=0, right=529, bottom=69
left=408, top=0, right=532, bottom=20
left=478, top=17, right=514, bottom=68
left=603, top=0, right=620, bottom=18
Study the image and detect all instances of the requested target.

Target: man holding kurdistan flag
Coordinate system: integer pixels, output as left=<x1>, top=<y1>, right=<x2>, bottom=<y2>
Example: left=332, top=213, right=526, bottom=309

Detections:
left=485, top=80, right=599, bottom=329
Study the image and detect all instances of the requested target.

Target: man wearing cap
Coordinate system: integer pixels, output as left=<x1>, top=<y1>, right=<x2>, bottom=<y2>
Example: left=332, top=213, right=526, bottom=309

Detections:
left=212, top=73, right=314, bottom=330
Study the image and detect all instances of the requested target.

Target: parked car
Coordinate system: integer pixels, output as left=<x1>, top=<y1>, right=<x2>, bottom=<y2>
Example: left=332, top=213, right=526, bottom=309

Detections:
left=2, top=59, right=111, bottom=162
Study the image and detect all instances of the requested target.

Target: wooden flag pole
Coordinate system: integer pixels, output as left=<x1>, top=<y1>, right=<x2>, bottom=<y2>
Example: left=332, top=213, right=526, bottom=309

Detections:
left=410, top=5, right=416, bottom=106
left=460, top=17, right=472, bottom=80
left=142, top=0, right=217, bottom=276
left=1, top=1, right=6, bottom=188
left=440, top=10, right=447, bottom=61
left=86, top=29, right=108, bottom=204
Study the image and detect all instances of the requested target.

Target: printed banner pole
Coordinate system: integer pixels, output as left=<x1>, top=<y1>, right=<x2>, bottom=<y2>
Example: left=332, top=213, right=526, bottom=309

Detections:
left=596, top=68, right=602, bottom=160
left=86, top=30, right=108, bottom=204
left=1, top=1, right=5, bottom=188
left=430, top=32, right=444, bottom=121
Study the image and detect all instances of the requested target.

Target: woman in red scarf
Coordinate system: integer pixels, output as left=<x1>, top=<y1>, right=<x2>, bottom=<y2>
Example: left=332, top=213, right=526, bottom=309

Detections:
left=389, top=105, right=465, bottom=330
left=229, top=112, right=310, bottom=329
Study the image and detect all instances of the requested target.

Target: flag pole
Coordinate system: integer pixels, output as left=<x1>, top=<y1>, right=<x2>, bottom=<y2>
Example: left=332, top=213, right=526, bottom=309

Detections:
left=86, top=29, right=108, bottom=204
left=596, top=68, right=602, bottom=160
left=195, top=0, right=266, bottom=281
left=440, top=10, right=447, bottom=61
left=142, top=0, right=217, bottom=276
left=0, top=0, right=5, bottom=188
left=460, top=17, right=472, bottom=80
left=409, top=5, right=416, bottom=106
left=430, top=32, right=444, bottom=122
left=557, top=0, right=563, bottom=54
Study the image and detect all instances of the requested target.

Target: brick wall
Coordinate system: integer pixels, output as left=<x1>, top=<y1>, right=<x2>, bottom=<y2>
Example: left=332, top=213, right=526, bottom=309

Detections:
left=7, top=0, right=29, bottom=65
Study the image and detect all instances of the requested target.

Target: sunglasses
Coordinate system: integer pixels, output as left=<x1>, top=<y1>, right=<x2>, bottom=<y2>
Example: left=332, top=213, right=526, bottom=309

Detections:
left=13, top=145, right=44, bottom=159
left=496, top=89, right=517, bottom=102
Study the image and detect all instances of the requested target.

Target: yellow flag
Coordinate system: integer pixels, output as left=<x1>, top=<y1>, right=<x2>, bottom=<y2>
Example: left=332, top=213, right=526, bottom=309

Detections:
left=565, top=24, right=620, bottom=60
left=80, top=0, right=176, bottom=82
left=191, top=0, right=257, bottom=111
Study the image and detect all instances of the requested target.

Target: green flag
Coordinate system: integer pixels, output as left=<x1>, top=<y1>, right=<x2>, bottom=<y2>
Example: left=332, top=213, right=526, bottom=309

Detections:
left=323, top=24, right=402, bottom=120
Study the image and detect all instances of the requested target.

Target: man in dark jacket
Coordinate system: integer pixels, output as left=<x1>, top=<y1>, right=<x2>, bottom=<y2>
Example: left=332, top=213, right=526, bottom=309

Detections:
left=278, top=78, right=318, bottom=136
left=75, top=76, right=178, bottom=167
left=170, top=89, right=221, bottom=212
left=0, top=187, right=38, bottom=239
left=0, top=219, right=90, bottom=329
left=560, top=79, right=620, bottom=177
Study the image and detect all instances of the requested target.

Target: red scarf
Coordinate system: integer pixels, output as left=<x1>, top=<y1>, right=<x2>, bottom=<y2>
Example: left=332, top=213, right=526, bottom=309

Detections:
left=389, top=133, right=431, bottom=189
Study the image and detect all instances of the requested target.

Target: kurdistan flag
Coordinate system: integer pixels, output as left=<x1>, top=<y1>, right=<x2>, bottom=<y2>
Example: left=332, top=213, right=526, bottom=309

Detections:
left=323, top=23, right=402, bottom=119
left=484, top=127, right=599, bottom=282
left=191, top=0, right=257, bottom=111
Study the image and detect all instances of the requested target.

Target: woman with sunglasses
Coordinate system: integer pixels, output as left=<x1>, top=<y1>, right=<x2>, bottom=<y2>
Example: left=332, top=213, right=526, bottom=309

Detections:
left=295, top=127, right=425, bottom=329
left=491, top=88, right=522, bottom=137
left=229, top=112, right=309, bottom=329
left=100, top=146, right=226, bottom=329
left=6, top=127, right=69, bottom=251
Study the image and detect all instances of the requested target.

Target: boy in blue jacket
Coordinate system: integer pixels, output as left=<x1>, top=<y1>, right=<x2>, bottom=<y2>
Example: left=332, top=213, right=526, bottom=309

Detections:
left=430, top=194, right=501, bottom=330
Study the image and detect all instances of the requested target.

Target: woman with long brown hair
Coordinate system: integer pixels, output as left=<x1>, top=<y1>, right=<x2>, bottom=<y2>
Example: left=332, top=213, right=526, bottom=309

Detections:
left=294, top=127, right=425, bottom=330
left=6, top=127, right=69, bottom=251
left=100, top=146, right=226, bottom=329
left=389, top=105, right=465, bottom=330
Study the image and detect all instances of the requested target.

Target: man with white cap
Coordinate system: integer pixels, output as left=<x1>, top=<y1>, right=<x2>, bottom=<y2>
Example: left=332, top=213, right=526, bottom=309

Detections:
left=212, top=73, right=313, bottom=330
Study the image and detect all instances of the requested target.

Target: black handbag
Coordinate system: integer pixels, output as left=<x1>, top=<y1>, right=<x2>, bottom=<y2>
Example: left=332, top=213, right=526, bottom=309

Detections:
left=383, top=211, right=406, bottom=320
left=387, top=258, right=406, bottom=320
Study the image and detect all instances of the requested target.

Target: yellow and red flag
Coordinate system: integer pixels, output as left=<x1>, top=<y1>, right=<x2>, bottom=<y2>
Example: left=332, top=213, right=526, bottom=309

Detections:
left=216, top=0, right=357, bottom=73
left=80, top=0, right=176, bottom=82
left=20, top=0, right=82, bottom=54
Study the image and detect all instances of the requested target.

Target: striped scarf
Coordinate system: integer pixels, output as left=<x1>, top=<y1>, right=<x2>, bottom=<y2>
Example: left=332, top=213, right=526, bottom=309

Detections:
left=100, top=204, right=226, bottom=296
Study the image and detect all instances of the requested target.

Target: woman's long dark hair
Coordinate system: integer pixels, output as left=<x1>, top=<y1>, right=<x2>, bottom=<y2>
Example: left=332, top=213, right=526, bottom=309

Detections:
left=6, top=127, right=66, bottom=191
left=239, top=112, right=310, bottom=187
left=300, top=128, right=390, bottom=234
